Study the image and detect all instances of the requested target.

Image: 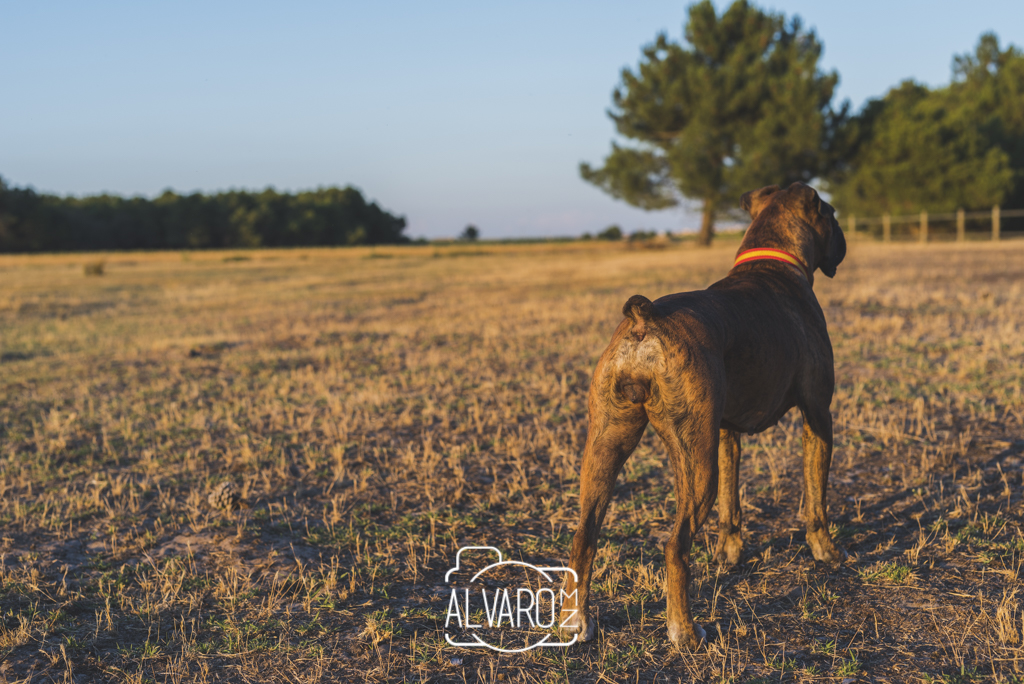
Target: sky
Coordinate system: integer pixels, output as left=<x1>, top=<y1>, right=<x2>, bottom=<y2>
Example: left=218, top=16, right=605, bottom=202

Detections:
left=2, top=1, right=1022, bottom=239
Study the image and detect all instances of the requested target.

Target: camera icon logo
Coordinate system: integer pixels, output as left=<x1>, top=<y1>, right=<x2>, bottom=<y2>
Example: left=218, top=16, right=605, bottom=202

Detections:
left=443, top=546, right=579, bottom=653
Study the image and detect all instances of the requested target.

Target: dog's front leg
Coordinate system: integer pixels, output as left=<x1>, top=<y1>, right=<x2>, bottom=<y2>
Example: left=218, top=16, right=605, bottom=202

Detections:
left=800, top=407, right=846, bottom=563
left=562, top=393, right=647, bottom=642
left=714, top=428, right=743, bottom=567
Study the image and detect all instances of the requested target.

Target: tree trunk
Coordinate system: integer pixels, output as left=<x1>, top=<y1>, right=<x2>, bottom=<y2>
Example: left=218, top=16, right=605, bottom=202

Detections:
left=698, top=201, right=715, bottom=246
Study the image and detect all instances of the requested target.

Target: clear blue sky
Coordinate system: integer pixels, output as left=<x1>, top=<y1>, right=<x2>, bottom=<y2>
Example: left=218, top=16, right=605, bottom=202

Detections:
left=2, top=1, right=1021, bottom=239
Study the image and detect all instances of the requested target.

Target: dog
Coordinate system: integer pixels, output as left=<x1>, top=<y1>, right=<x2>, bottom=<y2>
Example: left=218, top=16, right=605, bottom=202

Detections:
left=561, top=182, right=847, bottom=650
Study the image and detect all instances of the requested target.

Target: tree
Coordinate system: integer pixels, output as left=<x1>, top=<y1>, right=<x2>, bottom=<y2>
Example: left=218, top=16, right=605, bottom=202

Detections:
left=460, top=224, right=479, bottom=241
left=581, top=0, right=844, bottom=245
left=828, top=33, right=1021, bottom=214
left=826, top=81, right=1013, bottom=214
left=951, top=33, right=1024, bottom=209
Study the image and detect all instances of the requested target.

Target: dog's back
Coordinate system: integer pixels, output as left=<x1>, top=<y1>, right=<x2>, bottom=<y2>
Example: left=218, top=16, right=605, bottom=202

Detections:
left=607, top=264, right=833, bottom=436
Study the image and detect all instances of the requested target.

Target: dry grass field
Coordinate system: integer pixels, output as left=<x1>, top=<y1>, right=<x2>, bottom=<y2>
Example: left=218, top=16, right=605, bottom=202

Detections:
left=1, top=237, right=1023, bottom=683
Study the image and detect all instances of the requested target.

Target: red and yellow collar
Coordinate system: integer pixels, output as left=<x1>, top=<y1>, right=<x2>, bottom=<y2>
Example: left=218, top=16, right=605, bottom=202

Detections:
left=733, top=248, right=809, bottom=280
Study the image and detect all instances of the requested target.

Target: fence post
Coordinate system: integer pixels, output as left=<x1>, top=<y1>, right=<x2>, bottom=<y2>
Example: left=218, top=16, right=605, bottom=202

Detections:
left=920, top=210, right=928, bottom=243
left=992, top=205, right=1001, bottom=241
left=956, top=208, right=965, bottom=242
left=883, top=213, right=891, bottom=243
left=848, top=214, right=856, bottom=238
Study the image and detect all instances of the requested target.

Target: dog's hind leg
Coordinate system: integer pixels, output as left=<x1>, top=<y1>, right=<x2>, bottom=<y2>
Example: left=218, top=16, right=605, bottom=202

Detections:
left=800, top=405, right=846, bottom=563
left=648, top=409, right=718, bottom=651
left=562, top=392, right=647, bottom=642
left=713, top=428, right=743, bottom=567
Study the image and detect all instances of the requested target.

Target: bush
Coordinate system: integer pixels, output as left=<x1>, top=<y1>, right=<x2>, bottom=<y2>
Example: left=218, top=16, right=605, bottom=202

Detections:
left=629, top=230, right=658, bottom=241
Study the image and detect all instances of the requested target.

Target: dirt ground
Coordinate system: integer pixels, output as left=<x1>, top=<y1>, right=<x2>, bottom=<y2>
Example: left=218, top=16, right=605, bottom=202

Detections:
left=0, top=238, right=1022, bottom=682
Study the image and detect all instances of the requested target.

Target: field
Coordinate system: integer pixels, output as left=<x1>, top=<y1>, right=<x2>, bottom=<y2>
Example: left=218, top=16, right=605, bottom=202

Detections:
left=1, top=238, right=1023, bottom=683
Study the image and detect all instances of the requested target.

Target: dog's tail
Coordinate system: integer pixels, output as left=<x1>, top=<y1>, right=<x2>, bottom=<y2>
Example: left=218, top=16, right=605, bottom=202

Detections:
left=622, top=294, right=655, bottom=338
left=614, top=295, right=661, bottom=404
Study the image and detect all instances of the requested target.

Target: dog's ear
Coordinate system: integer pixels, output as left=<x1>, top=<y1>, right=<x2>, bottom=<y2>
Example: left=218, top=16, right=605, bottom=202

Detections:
left=816, top=195, right=846, bottom=278
left=740, top=185, right=781, bottom=220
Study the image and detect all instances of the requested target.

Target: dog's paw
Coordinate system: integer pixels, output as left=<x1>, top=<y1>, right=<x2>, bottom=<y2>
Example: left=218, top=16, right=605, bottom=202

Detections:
left=823, top=545, right=849, bottom=563
left=579, top=617, right=597, bottom=643
left=667, top=621, right=707, bottom=651
left=807, top=530, right=848, bottom=564
left=713, top=534, right=743, bottom=568
left=559, top=609, right=597, bottom=643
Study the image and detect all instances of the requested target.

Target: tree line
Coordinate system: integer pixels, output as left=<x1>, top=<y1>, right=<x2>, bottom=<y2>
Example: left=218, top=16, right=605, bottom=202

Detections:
left=583, top=0, right=1024, bottom=244
left=0, top=182, right=408, bottom=252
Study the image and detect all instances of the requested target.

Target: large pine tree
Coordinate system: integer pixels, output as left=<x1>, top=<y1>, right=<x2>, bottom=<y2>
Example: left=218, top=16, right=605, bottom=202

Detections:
left=581, top=0, right=844, bottom=244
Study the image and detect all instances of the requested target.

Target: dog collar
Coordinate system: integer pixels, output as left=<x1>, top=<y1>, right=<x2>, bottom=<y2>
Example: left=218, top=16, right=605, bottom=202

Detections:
left=733, top=248, right=809, bottom=280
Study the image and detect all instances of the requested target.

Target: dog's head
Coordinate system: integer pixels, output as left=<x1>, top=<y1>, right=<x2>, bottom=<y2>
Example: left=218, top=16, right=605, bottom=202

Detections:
left=740, top=182, right=846, bottom=278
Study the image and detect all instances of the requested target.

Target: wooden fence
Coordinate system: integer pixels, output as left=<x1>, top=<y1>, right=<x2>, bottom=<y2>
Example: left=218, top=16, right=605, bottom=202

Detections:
left=845, top=206, right=1024, bottom=242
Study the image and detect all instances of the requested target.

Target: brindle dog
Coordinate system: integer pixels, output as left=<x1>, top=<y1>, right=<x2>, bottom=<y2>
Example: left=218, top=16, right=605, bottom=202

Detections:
left=561, top=182, right=847, bottom=651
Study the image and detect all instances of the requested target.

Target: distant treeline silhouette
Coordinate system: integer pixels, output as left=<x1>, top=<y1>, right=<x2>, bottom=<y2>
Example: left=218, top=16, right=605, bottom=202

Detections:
left=0, top=179, right=408, bottom=252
